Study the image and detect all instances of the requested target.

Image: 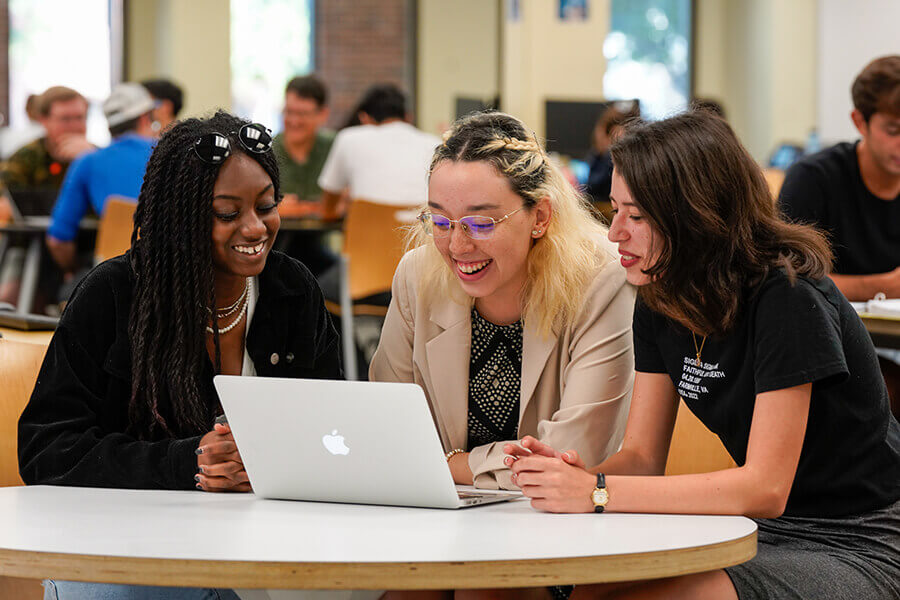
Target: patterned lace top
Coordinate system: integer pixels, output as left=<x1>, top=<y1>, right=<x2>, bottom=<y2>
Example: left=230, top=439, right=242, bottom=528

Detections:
left=466, top=308, right=523, bottom=450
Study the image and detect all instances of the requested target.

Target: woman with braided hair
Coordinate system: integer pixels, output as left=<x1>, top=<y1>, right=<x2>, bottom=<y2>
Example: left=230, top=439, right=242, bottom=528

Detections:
left=19, top=111, right=341, bottom=599
left=371, top=110, right=634, bottom=497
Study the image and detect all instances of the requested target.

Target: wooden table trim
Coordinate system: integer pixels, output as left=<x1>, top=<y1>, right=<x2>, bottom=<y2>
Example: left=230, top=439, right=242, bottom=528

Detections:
left=0, top=531, right=756, bottom=589
left=860, top=313, right=900, bottom=350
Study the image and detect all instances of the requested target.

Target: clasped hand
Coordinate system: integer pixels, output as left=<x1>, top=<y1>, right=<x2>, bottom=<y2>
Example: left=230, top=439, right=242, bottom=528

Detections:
left=195, top=423, right=251, bottom=492
left=503, top=435, right=596, bottom=513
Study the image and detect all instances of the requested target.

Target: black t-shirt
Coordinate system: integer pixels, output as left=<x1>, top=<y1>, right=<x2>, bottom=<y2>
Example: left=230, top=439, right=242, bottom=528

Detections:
left=633, top=270, right=900, bottom=517
left=585, top=151, right=614, bottom=204
left=779, top=141, right=900, bottom=275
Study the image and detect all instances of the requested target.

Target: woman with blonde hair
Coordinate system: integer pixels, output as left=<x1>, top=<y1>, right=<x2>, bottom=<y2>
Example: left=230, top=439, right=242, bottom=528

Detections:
left=370, top=110, right=634, bottom=496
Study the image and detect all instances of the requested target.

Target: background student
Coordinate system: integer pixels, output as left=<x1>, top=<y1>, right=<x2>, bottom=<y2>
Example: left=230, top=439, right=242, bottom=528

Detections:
left=779, top=55, right=900, bottom=418
left=506, top=111, right=900, bottom=600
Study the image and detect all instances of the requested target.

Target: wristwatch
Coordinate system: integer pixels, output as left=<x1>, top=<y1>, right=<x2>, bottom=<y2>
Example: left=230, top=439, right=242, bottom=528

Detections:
left=591, top=473, right=609, bottom=513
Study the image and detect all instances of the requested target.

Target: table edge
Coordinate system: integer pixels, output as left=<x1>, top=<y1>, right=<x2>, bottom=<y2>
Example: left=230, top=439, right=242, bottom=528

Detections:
left=0, top=530, right=757, bottom=589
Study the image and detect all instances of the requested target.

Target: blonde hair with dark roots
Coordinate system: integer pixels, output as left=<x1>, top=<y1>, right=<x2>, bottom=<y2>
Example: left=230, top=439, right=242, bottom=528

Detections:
left=407, top=111, right=611, bottom=336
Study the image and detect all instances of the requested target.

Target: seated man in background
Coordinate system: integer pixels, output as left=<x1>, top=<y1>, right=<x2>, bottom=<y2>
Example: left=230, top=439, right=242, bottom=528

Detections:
left=140, top=78, right=184, bottom=133
left=275, top=74, right=334, bottom=211
left=318, top=83, right=439, bottom=218
left=0, top=86, right=94, bottom=311
left=0, top=86, right=93, bottom=193
left=46, top=83, right=157, bottom=291
left=317, top=84, right=440, bottom=373
left=779, top=54, right=900, bottom=417
left=273, top=74, right=337, bottom=275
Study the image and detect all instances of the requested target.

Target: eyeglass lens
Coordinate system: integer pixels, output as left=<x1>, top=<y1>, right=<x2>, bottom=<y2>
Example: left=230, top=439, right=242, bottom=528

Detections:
left=238, top=123, right=273, bottom=153
left=193, top=123, right=273, bottom=165
left=428, top=214, right=496, bottom=239
left=193, top=133, right=231, bottom=164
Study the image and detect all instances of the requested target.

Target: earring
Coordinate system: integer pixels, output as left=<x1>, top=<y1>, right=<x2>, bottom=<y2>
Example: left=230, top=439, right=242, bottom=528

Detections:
left=532, top=229, right=542, bottom=236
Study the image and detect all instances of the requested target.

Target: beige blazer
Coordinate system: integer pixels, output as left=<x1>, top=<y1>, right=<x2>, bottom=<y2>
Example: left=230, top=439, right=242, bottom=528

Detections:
left=370, top=239, right=635, bottom=489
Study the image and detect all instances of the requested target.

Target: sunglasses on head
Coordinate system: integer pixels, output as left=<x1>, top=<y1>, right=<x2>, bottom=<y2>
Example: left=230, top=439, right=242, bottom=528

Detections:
left=193, top=123, right=274, bottom=165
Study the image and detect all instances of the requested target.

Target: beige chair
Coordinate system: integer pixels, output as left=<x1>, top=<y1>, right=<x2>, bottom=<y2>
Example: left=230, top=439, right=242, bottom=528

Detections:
left=94, top=196, right=136, bottom=264
left=325, top=200, right=417, bottom=379
left=0, top=336, right=48, bottom=598
left=763, top=168, right=786, bottom=202
left=665, top=399, right=737, bottom=475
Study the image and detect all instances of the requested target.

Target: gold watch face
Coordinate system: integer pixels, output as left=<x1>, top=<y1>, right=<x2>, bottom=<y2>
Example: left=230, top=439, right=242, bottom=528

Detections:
left=591, top=487, right=609, bottom=506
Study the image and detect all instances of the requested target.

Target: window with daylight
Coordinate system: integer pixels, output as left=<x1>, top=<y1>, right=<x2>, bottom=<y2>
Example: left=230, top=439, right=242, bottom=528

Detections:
left=603, top=0, right=692, bottom=120
left=8, top=0, right=120, bottom=145
left=231, top=0, right=315, bottom=132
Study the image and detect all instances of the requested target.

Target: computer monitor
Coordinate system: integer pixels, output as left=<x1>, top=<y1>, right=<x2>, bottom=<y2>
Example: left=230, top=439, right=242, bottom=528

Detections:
left=544, top=99, right=638, bottom=159
left=454, top=96, right=499, bottom=120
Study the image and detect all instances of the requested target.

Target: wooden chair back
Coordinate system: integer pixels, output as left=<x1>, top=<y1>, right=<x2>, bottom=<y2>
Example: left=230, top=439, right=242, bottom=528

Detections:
left=0, top=337, right=62, bottom=598
left=665, top=399, right=737, bottom=475
left=94, top=196, right=136, bottom=264
left=342, top=200, right=417, bottom=300
left=0, top=338, right=47, bottom=487
left=763, top=168, right=785, bottom=202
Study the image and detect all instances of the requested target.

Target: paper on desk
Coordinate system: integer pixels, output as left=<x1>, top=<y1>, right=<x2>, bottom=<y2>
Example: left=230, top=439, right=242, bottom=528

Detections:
left=865, top=298, right=900, bottom=317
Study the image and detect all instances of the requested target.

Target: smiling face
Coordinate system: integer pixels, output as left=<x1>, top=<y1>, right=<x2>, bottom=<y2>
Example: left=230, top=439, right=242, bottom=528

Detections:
left=210, top=153, right=280, bottom=284
left=427, top=160, right=550, bottom=321
left=607, top=169, right=658, bottom=286
left=42, top=97, right=88, bottom=146
left=282, top=91, right=327, bottom=147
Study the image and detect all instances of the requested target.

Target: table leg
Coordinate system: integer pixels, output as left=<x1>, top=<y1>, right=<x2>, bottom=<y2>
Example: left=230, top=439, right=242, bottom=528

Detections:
left=0, top=235, right=9, bottom=279
left=16, top=237, right=41, bottom=314
left=339, top=255, right=358, bottom=381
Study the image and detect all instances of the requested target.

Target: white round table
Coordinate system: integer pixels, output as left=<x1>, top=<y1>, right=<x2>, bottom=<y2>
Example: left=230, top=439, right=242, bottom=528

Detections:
left=0, top=486, right=756, bottom=589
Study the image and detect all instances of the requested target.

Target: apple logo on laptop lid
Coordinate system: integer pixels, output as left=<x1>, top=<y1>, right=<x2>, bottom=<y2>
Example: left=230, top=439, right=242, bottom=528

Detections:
left=322, top=430, right=350, bottom=455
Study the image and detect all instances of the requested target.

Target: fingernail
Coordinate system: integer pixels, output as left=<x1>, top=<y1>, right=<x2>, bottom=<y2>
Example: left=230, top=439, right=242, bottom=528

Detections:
left=195, top=483, right=202, bottom=490
left=198, top=465, right=206, bottom=474
left=194, top=474, right=201, bottom=482
left=195, top=447, right=204, bottom=455
left=563, top=452, right=570, bottom=460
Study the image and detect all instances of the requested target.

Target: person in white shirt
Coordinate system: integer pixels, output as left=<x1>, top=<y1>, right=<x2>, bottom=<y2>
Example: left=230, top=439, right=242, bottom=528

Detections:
left=316, top=85, right=440, bottom=375
left=317, top=84, right=439, bottom=216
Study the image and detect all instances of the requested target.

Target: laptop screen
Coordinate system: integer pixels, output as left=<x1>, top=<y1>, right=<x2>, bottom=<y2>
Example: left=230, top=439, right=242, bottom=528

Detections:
left=7, top=188, right=58, bottom=218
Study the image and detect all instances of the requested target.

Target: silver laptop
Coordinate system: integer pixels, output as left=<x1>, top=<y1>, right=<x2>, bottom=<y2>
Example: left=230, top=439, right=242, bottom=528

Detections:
left=214, top=375, right=520, bottom=509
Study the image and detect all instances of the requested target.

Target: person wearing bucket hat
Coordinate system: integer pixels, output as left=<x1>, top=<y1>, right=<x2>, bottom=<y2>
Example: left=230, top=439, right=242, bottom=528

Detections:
left=46, top=83, right=159, bottom=290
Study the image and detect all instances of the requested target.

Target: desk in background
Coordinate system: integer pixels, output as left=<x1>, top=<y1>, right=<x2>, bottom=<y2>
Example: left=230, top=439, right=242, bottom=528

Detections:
left=860, top=313, right=900, bottom=350
left=0, top=486, right=756, bottom=590
left=0, top=325, right=54, bottom=346
left=0, top=217, right=98, bottom=314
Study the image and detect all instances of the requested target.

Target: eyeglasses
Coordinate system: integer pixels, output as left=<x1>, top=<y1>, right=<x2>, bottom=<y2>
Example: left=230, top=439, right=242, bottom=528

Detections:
left=193, top=123, right=274, bottom=165
left=418, top=206, right=525, bottom=240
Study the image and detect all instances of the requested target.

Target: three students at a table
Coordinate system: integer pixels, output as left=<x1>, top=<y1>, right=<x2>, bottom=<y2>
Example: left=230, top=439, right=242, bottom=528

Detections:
left=18, top=108, right=900, bottom=600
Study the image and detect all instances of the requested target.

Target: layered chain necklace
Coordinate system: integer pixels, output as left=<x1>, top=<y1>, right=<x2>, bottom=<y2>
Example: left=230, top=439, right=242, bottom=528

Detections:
left=206, top=277, right=252, bottom=335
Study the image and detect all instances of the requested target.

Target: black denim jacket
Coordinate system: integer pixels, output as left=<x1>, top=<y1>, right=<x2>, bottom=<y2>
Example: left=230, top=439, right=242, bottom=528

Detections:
left=18, top=251, right=341, bottom=490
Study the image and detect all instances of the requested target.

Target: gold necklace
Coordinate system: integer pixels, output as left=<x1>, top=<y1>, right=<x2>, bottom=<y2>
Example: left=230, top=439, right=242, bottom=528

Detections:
left=692, top=332, right=707, bottom=367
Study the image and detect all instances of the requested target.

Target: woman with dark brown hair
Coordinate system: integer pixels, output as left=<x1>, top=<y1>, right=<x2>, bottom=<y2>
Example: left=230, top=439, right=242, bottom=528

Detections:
left=504, top=111, right=900, bottom=599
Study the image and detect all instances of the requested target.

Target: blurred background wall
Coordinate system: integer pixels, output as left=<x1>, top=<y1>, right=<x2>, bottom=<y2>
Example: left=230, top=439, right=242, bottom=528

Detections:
left=1, top=0, right=896, bottom=164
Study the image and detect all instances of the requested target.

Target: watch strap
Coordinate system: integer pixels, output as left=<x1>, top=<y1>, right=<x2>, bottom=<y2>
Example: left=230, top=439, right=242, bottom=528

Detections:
left=593, top=473, right=607, bottom=513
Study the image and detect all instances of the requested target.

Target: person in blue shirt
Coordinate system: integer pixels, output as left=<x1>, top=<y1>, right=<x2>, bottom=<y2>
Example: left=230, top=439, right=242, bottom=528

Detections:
left=46, top=82, right=158, bottom=277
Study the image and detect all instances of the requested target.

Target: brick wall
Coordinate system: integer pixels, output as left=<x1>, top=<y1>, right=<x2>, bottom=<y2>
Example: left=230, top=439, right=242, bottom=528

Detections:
left=314, top=0, right=416, bottom=129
